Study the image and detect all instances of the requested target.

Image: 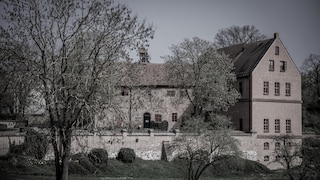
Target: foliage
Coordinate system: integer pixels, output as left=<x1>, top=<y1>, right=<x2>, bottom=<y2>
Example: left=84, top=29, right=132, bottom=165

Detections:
left=150, top=120, right=168, bottom=131
left=298, top=137, right=320, bottom=179
left=214, top=25, right=267, bottom=48
left=88, top=148, right=108, bottom=167
left=164, top=37, right=239, bottom=116
left=117, top=148, right=136, bottom=163
left=300, top=54, right=320, bottom=133
left=10, top=129, right=48, bottom=160
left=69, top=153, right=97, bottom=174
left=0, top=0, right=154, bottom=179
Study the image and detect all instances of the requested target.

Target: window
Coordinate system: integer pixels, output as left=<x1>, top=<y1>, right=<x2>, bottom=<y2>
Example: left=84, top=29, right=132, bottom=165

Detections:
left=155, top=114, right=162, bottom=122
left=286, top=119, right=291, bottom=133
left=263, top=119, right=269, bottom=133
left=275, top=119, right=280, bottom=133
left=167, top=90, right=175, bottom=97
left=264, top=156, right=269, bottom=162
left=172, top=113, right=178, bottom=122
left=275, top=142, right=281, bottom=150
left=285, top=83, right=291, bottom=96
left=239, top=82, right=243, bottom=95
left=264, top=142, right=269, bottom=150
left=121, top=88, right=129, bottom=96
left=280, top=61, right=287, bottom=72
left=275, top=155, right=281, bottom=161
left=275, top=82, right=280, bottom=96
left=269, top=60, right=274, bottom=71
left=275, top=46, right=279, bottom=55
left=263, top=81, right=269, bottom=95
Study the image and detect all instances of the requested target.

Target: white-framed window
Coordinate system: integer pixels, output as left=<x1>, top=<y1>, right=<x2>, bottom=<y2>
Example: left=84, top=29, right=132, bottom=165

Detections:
left=263, top=81, right=269, bottom=95
left=264, top=119, right=269, bottom=133
left=264, top=142, right=269, bottom=150
left=285, top=83, right=291, bottom=96
left=172, top=113, right=178, bottom=122
left=280, top=61, right=287, bottom=72
left=269, top=60, right=274, bottom=71
left=275, top=82, right=280, bottom=96
left=286, top=119, right=291, bottom=133
left=275, top=119, right=280, bottom=133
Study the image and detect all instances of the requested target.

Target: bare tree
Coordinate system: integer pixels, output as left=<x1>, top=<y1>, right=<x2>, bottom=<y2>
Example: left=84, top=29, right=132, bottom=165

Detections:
left=0, top=1, right=154, bottom=180
left=170, top=115, right=240, bottom=180
left=214, top=25, right=267, bottom=48
left=273, top=135, right=301, bottom=180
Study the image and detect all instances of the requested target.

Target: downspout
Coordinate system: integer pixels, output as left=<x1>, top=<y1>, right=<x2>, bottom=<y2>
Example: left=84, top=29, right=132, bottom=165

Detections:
left=249, top=73, right=252, bottom=133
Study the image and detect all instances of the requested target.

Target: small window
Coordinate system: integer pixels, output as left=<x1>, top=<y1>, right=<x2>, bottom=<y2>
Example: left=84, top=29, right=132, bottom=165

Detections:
left=263, top=81, right=269, bottom=95
left=264, top=156, right=269, bottom=161
left=172, top=113, right=178, bottom=122
left=263, top=119, right=269, bottom=133
left=121, top=88, right=129, bottom=96
left=275, top=46, right=279, bottom=55
left=275, top=155, right=281, bottom=161
left=269, top=60, right=274, bottom=71
left=155, top=114, right=162, bottom=122
left=264, top=142, right=269, bottom=150
left=280, top=61, right=287, bottom=72
left=275, top=119, right=280, bottom=133
left=275, top=82, right=280, bottom=96
left=167, top=90, right=175, bottom=97
left=275, top=142, right=281, bottom=150
left=286, top=119, right=291, bottom=133
left=285, top=83, right=291, bottom=96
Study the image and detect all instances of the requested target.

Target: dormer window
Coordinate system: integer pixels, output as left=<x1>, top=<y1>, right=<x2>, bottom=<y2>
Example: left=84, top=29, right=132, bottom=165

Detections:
left=280, top=61, right=287, bottom=72
left=275, top=46, right=279, bottom=55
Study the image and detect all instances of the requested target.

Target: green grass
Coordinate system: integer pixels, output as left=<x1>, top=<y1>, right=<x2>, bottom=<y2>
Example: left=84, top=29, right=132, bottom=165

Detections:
left=0, top=154, right=280, bottom=180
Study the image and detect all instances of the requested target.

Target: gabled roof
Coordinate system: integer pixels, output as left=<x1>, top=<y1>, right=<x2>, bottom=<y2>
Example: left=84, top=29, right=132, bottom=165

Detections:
left=218, top=38, right=274, bottom=77
left=138, top=63, right=172, bottom=87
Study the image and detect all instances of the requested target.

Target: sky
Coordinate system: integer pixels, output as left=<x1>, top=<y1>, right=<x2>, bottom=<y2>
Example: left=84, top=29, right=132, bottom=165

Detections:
left=117, top=0, right=320, bottom=69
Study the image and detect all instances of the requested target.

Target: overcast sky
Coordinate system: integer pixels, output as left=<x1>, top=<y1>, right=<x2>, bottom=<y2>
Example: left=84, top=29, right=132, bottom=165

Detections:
left=117, top=0, right=320, bottom=69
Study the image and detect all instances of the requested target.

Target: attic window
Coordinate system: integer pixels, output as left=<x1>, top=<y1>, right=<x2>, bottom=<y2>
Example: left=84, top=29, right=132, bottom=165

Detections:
left=269, top=60, right=274, bottom=71
left=280, top=61, right=287, bottom=72
left=275, top=46, right=279, bottom=55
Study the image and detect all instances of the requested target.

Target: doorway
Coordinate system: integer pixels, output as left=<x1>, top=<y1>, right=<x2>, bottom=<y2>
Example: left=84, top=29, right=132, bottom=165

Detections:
left=143, top=113, right=151, bottom=128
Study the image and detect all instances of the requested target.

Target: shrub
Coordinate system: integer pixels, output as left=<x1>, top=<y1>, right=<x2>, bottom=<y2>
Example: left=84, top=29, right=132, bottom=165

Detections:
left=117, top=148, right=135, bottom=163
left=150, top=120, right=168, bottom=131
left=88, top=148, right=108, bottom=167
left=9, top=129, right=48, bottom=160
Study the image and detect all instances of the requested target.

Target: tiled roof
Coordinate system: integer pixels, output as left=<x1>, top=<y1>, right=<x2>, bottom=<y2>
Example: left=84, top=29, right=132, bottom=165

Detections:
left=218, top=38, right=274, bottom=77
left=138, top=63, right=171, bottom=86
left=136, top=38, right=275, bottom=86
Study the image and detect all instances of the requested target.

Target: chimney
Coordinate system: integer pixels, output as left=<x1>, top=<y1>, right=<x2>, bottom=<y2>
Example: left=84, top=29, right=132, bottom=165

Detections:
left=274, top=32, right=279, bottom=39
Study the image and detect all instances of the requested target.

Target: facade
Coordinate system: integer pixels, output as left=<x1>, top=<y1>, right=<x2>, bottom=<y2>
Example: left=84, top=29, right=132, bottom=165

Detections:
left=97, top=33, right=302, bottom=169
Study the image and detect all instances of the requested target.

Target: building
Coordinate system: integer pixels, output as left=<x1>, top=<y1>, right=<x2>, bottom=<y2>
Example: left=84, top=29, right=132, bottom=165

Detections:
left=98, top=33, right=301, bottom=169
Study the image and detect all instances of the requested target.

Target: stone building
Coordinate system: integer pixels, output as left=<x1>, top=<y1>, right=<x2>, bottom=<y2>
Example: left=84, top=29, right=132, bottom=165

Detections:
left=98, top=33, right=302, bottom=169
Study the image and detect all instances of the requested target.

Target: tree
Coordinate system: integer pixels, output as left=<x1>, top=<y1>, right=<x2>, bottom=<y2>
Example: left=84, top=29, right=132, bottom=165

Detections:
left=214, top=25, right=267, bottom=48
left=170, top=115, right=240, bottom=180
left=273, top=135, right=301, bottom=180
left=300, top=54, right=320, bottom=133
left=0, top=0, right=154, bottom=180
left=299, top=137, right=320, bottom=179
left=164, top=37, right=239, bottom=180
left=164, top=37, right=239, bottom=116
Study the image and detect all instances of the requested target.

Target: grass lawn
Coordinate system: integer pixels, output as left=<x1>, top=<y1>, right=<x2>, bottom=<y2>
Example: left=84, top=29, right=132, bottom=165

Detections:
left=0, top=154, right=283, bottom=180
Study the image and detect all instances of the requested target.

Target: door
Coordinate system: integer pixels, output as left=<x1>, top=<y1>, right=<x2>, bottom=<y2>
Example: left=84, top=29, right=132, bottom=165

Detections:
left=143, top=113, right=151, bottom=128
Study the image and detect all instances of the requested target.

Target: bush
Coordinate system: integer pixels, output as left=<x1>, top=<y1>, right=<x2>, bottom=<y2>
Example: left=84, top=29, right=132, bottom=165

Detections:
left=150, top=120, right=168, bottom=131
left=117, top=148, right=135, bottom=163
left=9, top=129, right=48, bottom=160
left=88, top=148, right=108, bottom=167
